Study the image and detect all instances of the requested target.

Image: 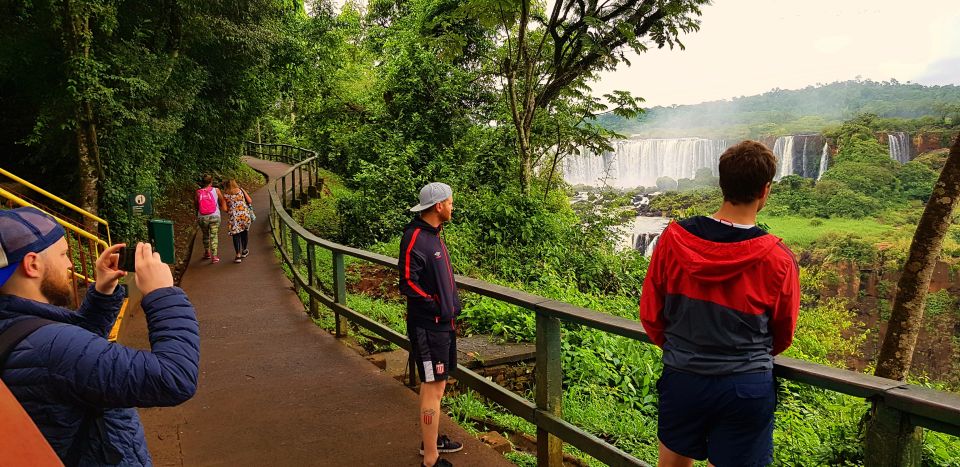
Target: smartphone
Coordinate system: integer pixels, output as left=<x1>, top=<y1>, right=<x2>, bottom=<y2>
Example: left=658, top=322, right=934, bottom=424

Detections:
left=117, top=246, right=136, bottom=272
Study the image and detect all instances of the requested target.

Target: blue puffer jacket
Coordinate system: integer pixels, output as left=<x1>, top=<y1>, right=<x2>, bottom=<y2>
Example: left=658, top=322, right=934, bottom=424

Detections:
left=0, top=285, right=200, bottom=466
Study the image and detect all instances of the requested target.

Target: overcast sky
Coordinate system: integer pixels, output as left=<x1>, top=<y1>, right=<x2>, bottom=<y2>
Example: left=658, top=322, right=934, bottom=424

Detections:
left=590, top=0, right=960, bottom=106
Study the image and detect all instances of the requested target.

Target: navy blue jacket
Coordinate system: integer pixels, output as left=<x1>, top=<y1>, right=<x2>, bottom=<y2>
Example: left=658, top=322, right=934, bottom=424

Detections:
left=398, top=217, right=461, bottom=331
left=0, top=285, right=200, bottom=466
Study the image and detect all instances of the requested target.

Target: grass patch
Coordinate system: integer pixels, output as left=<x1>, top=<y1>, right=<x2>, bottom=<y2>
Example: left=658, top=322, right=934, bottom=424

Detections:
left=759, top=215, right=896, bottom=247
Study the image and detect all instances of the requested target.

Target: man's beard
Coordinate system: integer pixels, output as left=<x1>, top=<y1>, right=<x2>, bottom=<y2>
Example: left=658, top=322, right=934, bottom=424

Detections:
left=40, top=269, right=74, bottom=308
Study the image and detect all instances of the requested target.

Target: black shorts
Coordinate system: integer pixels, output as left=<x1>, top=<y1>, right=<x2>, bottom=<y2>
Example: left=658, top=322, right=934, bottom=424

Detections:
left=407, top=325, right=456, bottom=383
left=657, top=367, right=776, bottom=466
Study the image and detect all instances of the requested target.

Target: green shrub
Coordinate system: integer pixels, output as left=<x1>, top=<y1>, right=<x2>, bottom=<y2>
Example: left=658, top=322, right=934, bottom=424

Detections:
left=298, top=197, right=341, bottom=239
left=647, top=187, right=722, bottom=218
left=925, top=289, right=958, bottom=318
left=897, top=161, right=938, bottom=201
left=815, top=233, right=879, bottom=266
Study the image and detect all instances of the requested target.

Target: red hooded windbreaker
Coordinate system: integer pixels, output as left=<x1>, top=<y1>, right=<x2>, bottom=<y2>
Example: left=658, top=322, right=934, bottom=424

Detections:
left=640, top=218, right=800, bottom=375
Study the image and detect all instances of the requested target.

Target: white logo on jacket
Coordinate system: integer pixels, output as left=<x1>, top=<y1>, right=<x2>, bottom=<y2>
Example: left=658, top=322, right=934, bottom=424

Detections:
left=434, top=251, right=442, bottom=258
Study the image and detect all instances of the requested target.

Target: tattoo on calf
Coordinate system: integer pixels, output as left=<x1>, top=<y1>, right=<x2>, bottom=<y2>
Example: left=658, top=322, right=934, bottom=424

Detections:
left=422, top=408, right=436, bottom=425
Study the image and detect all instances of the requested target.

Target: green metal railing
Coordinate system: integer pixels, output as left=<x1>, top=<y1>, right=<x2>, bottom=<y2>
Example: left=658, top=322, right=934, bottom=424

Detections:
left=247, top=141, right=960, bottom=467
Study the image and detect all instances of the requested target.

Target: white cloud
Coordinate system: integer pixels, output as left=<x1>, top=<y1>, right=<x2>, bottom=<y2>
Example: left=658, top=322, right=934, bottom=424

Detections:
left=589, top=0, right=960, bottom=106
left=814, top=36, right=851, bottom=55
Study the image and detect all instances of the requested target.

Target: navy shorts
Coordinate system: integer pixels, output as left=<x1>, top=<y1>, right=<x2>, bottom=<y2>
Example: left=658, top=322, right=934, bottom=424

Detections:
left=408, top=325, right=456, bottom=383
left=657, top=367, right=776, bottom=467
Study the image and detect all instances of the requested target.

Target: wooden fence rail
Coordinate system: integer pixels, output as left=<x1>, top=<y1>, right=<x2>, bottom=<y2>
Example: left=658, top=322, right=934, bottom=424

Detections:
left=245, top=141, right=960, bottom=467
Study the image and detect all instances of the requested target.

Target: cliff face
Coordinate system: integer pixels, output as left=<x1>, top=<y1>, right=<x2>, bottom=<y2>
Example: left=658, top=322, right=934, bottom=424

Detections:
left=822, top=260, right=960, bottom=384
left=914, top=130, right=960, bottom=155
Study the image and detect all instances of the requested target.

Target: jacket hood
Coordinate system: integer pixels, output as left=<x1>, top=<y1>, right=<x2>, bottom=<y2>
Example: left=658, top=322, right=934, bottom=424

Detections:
left=404, top=216, right=440, bottom=234
left=661, top=221, right=783, bottom=283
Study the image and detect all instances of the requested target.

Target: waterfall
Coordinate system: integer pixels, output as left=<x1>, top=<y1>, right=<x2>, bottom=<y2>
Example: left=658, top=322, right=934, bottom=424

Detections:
left=618, top=216, right=671, bottom=253
left=564, top=135, right=832, bottom=188
left=887, top=132, right=911, bottom=163
left=800, top=136, right=809, bottom=178
left=563, top=138, right=729, bottom=188
left=817, top=142, right=829, bottom=180
left=772, top=136, right=796, bottom=180
left=631, top=232, right=662, bottom=256
left=644, top=234, right=660, bottom=257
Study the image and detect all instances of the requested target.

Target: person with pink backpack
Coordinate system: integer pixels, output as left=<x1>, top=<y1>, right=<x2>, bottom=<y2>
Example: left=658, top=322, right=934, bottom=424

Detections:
left=196, top=175, right=228, bottom=263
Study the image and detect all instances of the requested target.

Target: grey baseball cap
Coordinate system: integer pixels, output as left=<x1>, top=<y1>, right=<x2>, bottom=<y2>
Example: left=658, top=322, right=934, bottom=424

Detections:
left=409, top=182, right=453, bottom=212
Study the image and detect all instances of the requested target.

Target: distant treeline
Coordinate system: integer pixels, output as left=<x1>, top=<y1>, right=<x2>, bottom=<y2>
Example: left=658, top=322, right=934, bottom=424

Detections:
left=596, top=80, right=960, bottom=138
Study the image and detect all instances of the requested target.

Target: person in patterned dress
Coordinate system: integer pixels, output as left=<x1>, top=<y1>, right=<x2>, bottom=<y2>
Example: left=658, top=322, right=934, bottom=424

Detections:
left=222, top=179, right=254, bottom=263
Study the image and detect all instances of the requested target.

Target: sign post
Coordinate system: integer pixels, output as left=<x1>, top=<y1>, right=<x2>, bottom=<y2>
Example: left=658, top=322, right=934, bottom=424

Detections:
left=128, top=192, right=153, bottom=217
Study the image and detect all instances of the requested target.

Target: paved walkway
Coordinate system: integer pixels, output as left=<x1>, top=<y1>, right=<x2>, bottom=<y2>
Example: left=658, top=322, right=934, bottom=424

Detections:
left=120, top=158, right=511, bottom=466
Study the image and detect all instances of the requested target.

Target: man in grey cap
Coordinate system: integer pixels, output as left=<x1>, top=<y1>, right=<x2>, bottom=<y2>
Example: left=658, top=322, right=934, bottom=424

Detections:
left=398, top=182, right=462, bottom=467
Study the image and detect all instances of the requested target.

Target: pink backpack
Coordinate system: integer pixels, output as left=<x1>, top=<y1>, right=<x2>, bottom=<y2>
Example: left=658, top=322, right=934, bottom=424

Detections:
left=197, top=187, right=217, bottom=215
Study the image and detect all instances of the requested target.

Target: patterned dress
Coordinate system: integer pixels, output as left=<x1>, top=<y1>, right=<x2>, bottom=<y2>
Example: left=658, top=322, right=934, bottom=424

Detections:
left=224, top=190, right=253, bottom=235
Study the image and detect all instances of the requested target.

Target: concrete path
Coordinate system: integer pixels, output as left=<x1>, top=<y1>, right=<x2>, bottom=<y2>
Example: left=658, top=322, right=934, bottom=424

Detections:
left=121, top=157, right=511, bottom=467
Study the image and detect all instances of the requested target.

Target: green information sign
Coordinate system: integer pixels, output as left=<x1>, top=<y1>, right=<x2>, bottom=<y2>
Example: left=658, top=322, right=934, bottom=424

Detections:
left=128, top=192, right=153, bottom=217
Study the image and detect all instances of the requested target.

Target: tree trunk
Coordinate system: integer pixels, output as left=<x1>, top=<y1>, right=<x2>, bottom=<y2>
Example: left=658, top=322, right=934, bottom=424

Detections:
left=79, top=100, right=102, bottom=223
left=864, top=134, right=960, bottom=467
left=61, top=0, right=101, bottom=228
left=503, top=0, right=537, bottom=194
left=76, top=119, right=100, bottom=228
left=875, top=134, right=960, bottom=379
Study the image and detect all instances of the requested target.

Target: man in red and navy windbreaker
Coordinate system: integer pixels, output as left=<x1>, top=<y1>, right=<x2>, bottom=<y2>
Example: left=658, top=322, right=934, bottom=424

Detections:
left=640, top=141, right=800, bottom=467
left=399, top=182, right=462, bottom=467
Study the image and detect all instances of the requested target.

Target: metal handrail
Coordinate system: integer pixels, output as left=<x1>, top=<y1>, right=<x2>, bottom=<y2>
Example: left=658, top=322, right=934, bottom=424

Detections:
left=248, top=141, right=960, bottom=467
left=0, top=167, right=111, bottom=244
left=0, top=171, right=124, bottom=341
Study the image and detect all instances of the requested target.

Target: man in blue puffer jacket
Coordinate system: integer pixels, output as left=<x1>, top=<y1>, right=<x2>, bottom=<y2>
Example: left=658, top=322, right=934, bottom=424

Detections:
left=0, top=207, right=200, bottom=466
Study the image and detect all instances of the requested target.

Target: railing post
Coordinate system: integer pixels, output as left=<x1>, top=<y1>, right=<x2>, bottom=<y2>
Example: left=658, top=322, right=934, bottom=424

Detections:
left=298, top=166, right=305, bottom=202
left=268, top=192, right=275, bottom=233
left=281, top=176, right=287, bottom=210
left=407, top=355, right=419, bottom=387
left=309, top=160, right=319, bottom=198
left=278, top=221, right=287, bottom=265
left=293, top=167, right=299, bottom=204
left=291, top=229, right=302, bottom=285
left=864, top=401, right=923, bottom=467
left=306, top=243, right=318, bottom=319
left=333, top=251, right=349, bottom=337
left=536, top=311, right=563, bottom=467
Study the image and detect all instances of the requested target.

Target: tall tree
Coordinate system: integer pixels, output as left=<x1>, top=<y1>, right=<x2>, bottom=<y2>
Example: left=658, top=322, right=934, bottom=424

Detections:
left=487, top=0, right=709, bottom=192
left=865, top=134, right=960, bottom=466
left=58, top=0, right=108, bottom=222
left=1, top=0, right=300, bottom=238
left=875, top=134, right=960, bottom=378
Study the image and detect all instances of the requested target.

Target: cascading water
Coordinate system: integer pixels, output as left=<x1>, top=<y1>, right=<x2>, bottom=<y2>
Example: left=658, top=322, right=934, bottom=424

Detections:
left=800, top=136, right=809, bottom=178
left=817, top=142, right=829, bottom=180
left=565, top=135, right=831, bottom=188
left=564, top=138, right=729, bottom=188
left=772, top=136, right=796, bottom=180
left=644, top=235, right=660, bottom=257
left=619, top=216, right=671, bottom=256
left=887, top=132, right=911, bottom=163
